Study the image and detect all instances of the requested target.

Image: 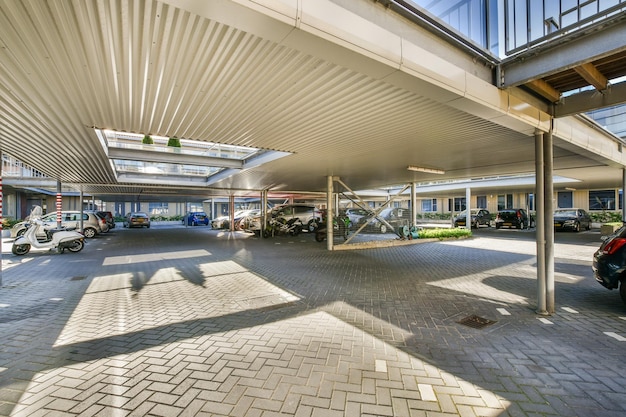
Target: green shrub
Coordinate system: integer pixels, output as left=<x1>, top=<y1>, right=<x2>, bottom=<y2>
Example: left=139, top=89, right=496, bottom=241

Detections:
left=142, top=135, right=154, bottom=144
left=167, top=137, right=181, bottom=147
left=2, top=218, right=21, bottom=229
left=418, top=228, right=472, bottom=240
left=590, top=211, right=622, bottom=223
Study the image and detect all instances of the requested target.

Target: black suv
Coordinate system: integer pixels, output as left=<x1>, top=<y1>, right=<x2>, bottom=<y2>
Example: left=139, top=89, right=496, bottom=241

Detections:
left=495, top=208, right=530, bottom=229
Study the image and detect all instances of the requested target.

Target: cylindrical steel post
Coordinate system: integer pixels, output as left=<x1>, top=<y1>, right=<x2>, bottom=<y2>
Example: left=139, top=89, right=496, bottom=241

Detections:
left=623, top=169, right=626, bottom=223
left=535, top=130, right=547, bottom=314
left=544, top=130, right=555, bottom=314
left=327, top=176, right=333, bottom=251
left=465, top=187, right=471, bottom=229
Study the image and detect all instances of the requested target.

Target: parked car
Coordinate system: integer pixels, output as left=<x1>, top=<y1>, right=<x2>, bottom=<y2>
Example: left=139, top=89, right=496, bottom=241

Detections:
left=10, top=210, right=103, bottom=239
left=495, top=208, right=530, bottom=229
left=123, top=212, right=151, bottom=228
left=344, top=208, right=373, bottom=229
left=592, top=225, right=626, bottom=304
left=356, top=207, right=410, bottom=233
left=95, top=210, right=115, bottom=229
left=553, top=208, right=591, bottom=232
left=245, top=204, right=323, bottom=235
left=184, top=211, right=209, bottom=226
left=453, top=209, right=491, bottom=228
left=85, top=211, right=110, bottom=233
left=234, top=209, right=261, bottom=230
left=211, top=210, right=249, bottom=230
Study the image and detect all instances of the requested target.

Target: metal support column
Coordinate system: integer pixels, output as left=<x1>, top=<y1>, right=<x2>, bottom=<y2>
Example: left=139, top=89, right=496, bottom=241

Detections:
left=228, top=195, right=235, bottom=232
left=0, top=152, right=3, bottom=286
left=261, top=189, right=268, bottom=237
left=327, top=176, right=334, bottom=251
left=535, top=130, right=547, bottom=315
left=544, top=130, right=555, bottom=314
left=411, top=183, right=417, bottom=227
left=465, top=187, right=471, bottom=229
left=623, top=169, right=626, bottom=223
left=80, top=189, right=84, bottom=231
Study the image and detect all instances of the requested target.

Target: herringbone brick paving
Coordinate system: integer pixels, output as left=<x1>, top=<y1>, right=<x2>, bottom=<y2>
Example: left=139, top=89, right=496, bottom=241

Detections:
left=0, top=224, right=624, bottom=416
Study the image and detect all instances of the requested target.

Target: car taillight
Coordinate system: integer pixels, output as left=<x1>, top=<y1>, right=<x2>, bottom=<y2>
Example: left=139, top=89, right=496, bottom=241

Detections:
left=603, top=238, right=626, bottom=255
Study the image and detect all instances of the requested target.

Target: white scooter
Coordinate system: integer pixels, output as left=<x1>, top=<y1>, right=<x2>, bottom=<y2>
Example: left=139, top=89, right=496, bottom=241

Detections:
left=12, top=206, right=85, bottom=256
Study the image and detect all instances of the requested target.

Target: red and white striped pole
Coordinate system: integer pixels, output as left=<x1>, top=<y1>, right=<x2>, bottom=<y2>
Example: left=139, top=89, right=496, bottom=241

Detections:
left=56, top=180, right=62, bottom=228
left=1, top=154, right=4, bottom=286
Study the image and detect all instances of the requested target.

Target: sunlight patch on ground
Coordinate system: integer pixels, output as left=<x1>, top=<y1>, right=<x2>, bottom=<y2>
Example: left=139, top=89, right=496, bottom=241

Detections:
left=53, top=260, right=300, bottom=347
left=22, top=311, right=509, bottom=416
left=102, top=249, right=211, bottom=266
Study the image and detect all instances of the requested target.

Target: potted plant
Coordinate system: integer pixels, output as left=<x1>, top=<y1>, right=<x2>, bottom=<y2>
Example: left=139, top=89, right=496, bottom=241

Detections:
left=167, top=136, right=181, bottom=148
left=142, top=134, right=154, bottom=144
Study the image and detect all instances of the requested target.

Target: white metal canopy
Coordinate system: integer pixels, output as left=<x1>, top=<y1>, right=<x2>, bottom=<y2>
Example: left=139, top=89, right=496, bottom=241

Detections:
left=1, top=0, right=625, bottom=201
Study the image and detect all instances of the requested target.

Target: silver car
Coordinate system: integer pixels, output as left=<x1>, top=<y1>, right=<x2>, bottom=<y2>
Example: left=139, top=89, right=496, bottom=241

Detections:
left=11, top=211, right=103, bottom=239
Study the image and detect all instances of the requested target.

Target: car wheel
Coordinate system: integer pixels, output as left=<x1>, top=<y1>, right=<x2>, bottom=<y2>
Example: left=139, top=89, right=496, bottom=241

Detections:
left=83, top=228, right=97, bottom=238
left=307, top=220, right=318, bottom=233
left=379, top=224, right=387, bottom=234
left=496, top=223, right=501, bottom=229
left=573, top=222, right=580, bottom=232
left=620, top=280, right=626, bottom=304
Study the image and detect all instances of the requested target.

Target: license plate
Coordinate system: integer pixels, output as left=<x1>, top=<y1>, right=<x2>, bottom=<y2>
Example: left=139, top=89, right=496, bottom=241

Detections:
left=504, top=222, right=512, bottom=226
left=555, top=222, right=561, bottom=227
left=458, top=221, right=465, bottom=225
left=137, top=219, right=144, bottom=223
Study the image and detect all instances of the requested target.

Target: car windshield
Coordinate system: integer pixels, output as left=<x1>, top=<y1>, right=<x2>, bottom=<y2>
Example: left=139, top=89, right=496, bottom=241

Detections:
left=555, top=210, right=576, bottom=216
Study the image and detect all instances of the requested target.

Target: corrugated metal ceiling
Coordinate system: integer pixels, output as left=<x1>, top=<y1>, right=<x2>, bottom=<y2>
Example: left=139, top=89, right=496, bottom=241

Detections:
left=0, top=0, right=623, bottom=201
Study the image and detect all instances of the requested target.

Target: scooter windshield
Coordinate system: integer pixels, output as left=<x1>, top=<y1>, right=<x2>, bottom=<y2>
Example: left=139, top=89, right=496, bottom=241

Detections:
left=29, top=205, right=43, bottom=220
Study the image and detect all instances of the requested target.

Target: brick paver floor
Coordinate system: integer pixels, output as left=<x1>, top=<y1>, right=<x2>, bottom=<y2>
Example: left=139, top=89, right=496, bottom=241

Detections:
left=0, top=225, right=624, bottom=416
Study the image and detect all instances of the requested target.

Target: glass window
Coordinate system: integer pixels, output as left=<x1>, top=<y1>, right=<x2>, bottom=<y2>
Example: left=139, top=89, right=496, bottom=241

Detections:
left=476, top=195, right=487, bottom=208
left=496, top=194, right=514, bottom=210
left=421, top=199, right=437, bottom=212
left=589, top=190, right=616, bottom=210
left=148, top=202, right=169, bottom=215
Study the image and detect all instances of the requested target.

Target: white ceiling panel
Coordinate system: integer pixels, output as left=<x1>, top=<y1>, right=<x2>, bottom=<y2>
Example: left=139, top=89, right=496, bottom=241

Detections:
left=0, top=0, right=623, bottom=201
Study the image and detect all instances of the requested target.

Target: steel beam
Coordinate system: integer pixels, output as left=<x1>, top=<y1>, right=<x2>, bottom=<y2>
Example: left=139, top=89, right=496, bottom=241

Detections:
left=498, top=23, right=626, bottom=88
left=555, top=81, right=626, bottom=117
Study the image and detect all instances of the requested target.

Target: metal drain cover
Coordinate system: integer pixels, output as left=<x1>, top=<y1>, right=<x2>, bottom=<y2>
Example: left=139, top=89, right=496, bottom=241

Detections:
left=457, top=314, right=497, bottom=329
left=70, top=276, right=87, bottom=281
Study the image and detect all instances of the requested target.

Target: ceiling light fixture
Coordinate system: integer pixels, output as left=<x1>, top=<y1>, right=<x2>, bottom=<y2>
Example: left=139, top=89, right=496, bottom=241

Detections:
left=407, top=165, right=445, bottom=174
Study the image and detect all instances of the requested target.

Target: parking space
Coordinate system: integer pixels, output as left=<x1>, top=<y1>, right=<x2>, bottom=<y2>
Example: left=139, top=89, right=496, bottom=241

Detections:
left=0, top=224, right=624, bottom=416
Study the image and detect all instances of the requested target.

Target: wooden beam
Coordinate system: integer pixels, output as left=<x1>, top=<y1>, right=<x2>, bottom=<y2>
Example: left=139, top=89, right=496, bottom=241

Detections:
left=574, top=62, right=608, bottom=91
left=525, top=79, right=561, bottom=103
